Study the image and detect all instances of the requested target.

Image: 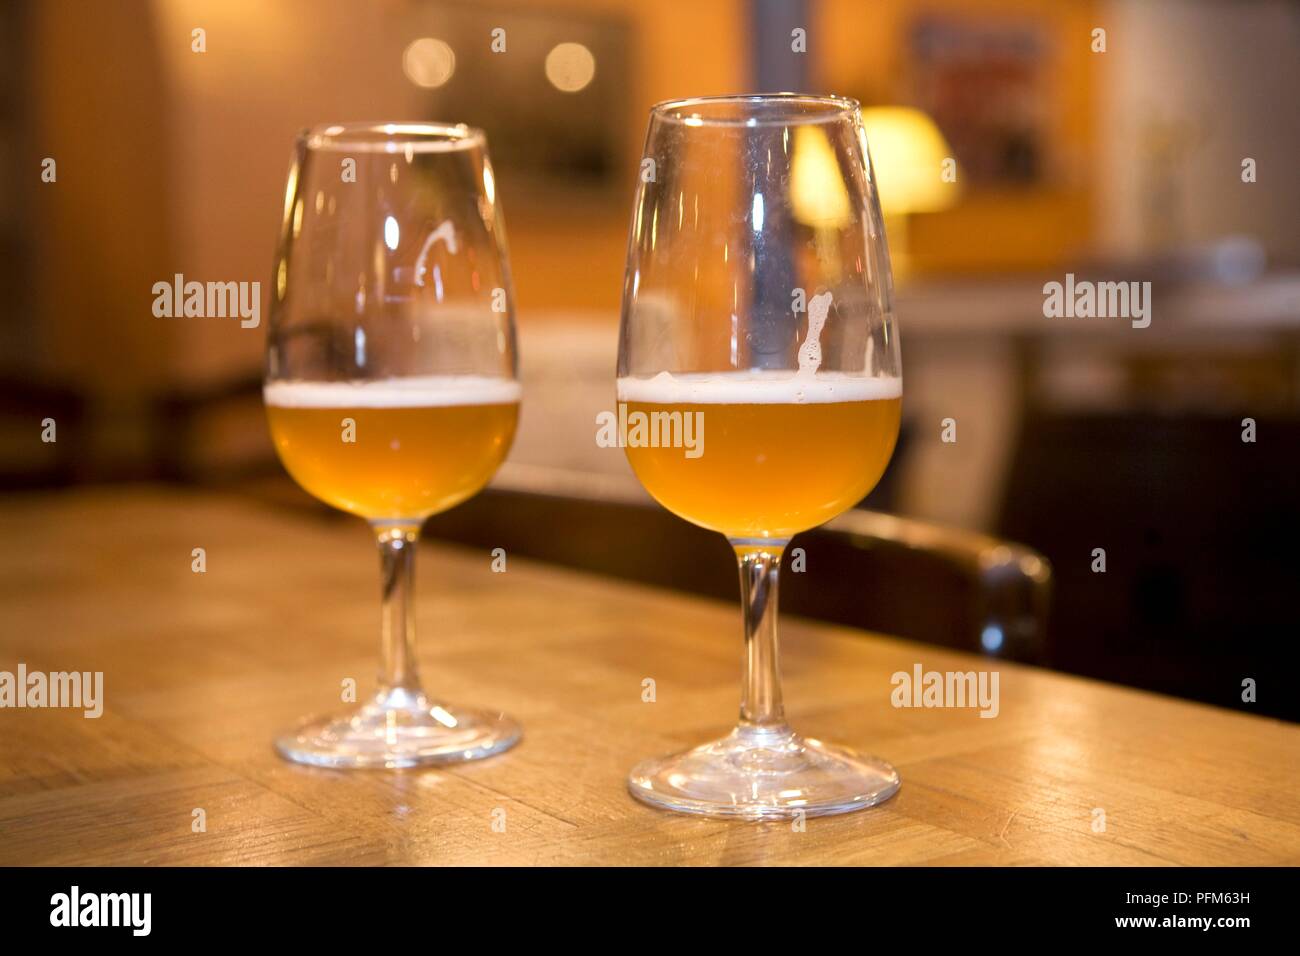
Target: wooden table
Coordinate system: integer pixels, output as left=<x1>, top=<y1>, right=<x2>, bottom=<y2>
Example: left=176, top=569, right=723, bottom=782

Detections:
left=0, top=488, right=1296, bottom=866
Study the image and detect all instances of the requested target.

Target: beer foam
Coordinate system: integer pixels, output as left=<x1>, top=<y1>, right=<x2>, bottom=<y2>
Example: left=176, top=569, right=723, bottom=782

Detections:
left=616, top=370, right=902, bottom=404
left=264, top=376, right=521, bottom=408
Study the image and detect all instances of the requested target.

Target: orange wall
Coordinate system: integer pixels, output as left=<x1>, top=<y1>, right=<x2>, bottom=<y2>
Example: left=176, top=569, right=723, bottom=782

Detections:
left=30, top=0, right=175, bottom=394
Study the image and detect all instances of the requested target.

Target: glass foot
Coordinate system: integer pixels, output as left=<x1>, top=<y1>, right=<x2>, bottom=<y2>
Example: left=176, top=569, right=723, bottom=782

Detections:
left=628, top=725, right=899, bottom=819
left=275, top=688, right=520, bottom=769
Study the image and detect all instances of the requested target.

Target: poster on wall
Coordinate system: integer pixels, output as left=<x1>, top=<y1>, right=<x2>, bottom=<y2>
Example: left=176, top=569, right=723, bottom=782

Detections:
left=910, top=16, right=1049, bottom=187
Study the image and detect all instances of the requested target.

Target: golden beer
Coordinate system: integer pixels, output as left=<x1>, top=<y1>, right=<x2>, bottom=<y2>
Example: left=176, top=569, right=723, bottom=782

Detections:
left=619, top=372, right=901, bottom=539
left=265, top=377, right=520, bottom=520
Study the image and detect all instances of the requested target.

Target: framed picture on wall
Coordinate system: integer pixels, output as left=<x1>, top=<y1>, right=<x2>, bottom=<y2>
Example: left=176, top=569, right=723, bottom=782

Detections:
left=910, top=16, right=1049, bottom=187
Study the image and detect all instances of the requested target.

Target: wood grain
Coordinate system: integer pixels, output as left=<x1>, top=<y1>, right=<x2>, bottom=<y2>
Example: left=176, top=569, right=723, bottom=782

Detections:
left=0, top=488, right=1296, bottom=865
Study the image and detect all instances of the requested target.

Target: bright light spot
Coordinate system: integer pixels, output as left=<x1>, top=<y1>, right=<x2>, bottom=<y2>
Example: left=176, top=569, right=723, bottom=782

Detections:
left=429, top=706, right=458, bottom=728
left=683, top=114, right=703, bottom=127
left=981, top=625, right=1004, bottom=653
left=751, top=192, right=764, bottom=232
left=403, top=38, right=456, bottom=89
left=544, top=42, right=596, bottom=93
left=280, top=161, right=299, bottom=226
left=790, top=126, right=853, bottom=227
left=483, top=161, right=496, bottom=205
left=384, top=215, right=400, bottom=251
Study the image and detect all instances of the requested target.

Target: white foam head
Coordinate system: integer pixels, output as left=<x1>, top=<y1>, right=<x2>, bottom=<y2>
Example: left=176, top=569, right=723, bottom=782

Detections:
left=264, top=375, right=521, bottom=408
left=616, top=370, right=902, bottom=404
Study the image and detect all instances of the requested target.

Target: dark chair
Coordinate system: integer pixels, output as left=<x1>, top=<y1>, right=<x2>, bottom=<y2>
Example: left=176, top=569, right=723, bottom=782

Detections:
left=149, top=374, right=275, bottom=484
left=0, top=375, right=87, bottom=490
left=423, top=466, right=1051, bottom=662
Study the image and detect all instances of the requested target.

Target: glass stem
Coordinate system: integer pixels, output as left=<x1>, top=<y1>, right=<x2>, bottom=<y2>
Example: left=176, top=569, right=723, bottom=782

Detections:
left=732, top=540, right=790, bottom=736
left=374, top=523, right=423, bottom=704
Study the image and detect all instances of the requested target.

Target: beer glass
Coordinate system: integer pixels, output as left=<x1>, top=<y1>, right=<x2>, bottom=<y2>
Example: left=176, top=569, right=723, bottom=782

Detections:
left=618, top=95, right=903, bottom=817
left=264, top=123, right=520, bottom=768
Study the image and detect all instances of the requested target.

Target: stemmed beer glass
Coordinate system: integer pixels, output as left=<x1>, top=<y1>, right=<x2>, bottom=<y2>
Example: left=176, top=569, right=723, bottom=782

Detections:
left=264, top=123, right=521, bottom=768
left=618, top=95, right=904, bottom=817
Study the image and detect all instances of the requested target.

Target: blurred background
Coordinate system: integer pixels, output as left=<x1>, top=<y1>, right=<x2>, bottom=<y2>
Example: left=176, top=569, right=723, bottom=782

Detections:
left=2, top=0, right=1297, bottom=718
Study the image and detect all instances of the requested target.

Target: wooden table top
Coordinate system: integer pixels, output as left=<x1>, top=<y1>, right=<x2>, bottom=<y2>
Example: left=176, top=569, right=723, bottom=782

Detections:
left=1, top=488, right=1296, bottom=866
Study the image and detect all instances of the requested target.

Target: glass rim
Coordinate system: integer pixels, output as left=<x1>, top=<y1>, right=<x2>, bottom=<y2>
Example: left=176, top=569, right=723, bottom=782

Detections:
left=649, top=93, right=861, bottom=128
left=299, top=121, right=486, bottom=154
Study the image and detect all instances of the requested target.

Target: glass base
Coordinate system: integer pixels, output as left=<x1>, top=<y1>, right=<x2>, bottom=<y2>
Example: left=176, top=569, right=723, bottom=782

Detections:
left=628, top=725, right=900, bottom=819
left=275, top=688, right=520, bottom=769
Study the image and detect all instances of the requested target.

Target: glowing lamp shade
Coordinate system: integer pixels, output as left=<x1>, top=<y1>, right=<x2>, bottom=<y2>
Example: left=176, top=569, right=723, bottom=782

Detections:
left=859, top=106, right=956, bottom=216
left=790, top=126, right=854, bottom=227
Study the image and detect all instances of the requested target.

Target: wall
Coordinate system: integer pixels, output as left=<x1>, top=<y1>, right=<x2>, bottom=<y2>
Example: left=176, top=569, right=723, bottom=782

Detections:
left=29, top=0, right=174, bottom=395
left=1094, top=0, right=1300, bottom=264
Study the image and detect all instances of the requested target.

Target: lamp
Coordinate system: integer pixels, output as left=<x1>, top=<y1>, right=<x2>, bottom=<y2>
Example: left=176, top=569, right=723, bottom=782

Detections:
left=859, top=106, right=958, bottom=279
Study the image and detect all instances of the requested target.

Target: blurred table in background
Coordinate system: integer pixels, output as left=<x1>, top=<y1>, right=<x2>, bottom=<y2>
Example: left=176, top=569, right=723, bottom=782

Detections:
left=0, top=489, right=1296, bottom=865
